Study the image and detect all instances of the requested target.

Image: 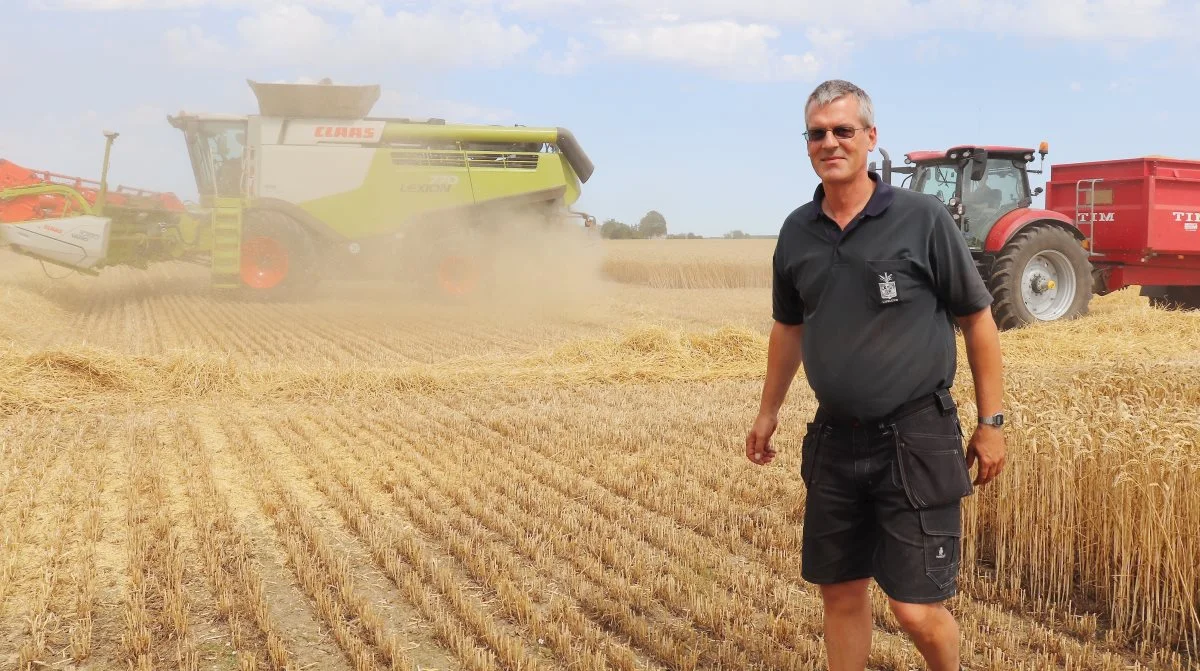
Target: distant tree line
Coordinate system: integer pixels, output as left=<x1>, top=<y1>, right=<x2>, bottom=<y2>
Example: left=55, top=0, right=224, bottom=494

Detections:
left=600, top=210, right=668, bottom=239
left=597, top=210, right=775, bottom=240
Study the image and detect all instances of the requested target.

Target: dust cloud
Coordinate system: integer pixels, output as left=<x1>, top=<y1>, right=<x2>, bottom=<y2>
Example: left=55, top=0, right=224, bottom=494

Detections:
left=314, top=207, right=615, bottom=329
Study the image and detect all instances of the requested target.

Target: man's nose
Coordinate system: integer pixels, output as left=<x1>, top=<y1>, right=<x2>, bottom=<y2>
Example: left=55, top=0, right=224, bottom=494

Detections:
left=820, top=131, right=840, bottom=150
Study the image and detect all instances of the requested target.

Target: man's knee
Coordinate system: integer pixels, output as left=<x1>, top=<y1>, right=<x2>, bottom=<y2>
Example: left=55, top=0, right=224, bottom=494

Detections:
left=820, top=578, right=871, bottom=614
left=888, top=598, right=949, bottom=636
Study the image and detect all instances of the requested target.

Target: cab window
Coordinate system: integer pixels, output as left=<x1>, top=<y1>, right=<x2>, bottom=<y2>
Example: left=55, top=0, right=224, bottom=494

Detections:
left=912, top=163, right=960, bottom=205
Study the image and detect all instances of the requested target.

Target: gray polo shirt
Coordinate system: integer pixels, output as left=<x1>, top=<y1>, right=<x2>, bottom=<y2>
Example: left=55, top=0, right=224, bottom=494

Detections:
left=772, top=171, right=993, bottom=422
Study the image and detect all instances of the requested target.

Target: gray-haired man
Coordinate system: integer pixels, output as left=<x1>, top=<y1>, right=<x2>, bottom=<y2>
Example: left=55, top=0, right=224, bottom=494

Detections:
left=745, top=79, right=1007, bottom=670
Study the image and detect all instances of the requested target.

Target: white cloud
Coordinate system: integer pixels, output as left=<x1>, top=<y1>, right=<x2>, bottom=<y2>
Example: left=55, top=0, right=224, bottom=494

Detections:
left=537, top=36, right=586, bottom=75
left=236, top=5, right=333, bottom=61
left=38, top=0, right=1192, bottom=81
left=1069, top=81, right=1083, bottom=92
left=911, top=36, right=962, bottom=63
left=342, top=7, right=538, bottom=69
left=38, top=0, right=370, bottom=9
left=164, top=24, right=229, bottom=66
left=375, top=91, right=515, bottom=125
left=599, top=20, right=820, bottom=82
left=804, top=27, right=853, bottom=54
left=493, top=0, right=1191, bottom=42
left=1026, top=0, right=1174, bottom=40
left=159, top=6, right=538, bottom=70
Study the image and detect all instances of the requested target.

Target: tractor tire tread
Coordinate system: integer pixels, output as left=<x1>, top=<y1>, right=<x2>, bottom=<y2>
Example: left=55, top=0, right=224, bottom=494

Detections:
left=986, top=223, right=1092, bottom=330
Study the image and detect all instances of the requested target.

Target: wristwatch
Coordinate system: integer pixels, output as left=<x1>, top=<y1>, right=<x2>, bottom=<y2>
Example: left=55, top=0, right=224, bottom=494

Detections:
left=978, top=412, right=1005, bottom=428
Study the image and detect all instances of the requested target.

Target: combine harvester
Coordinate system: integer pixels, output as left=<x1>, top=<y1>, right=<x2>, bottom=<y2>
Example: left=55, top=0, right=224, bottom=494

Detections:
left=873, top=144, right=1200, bottom=328
left=0, top=80, right=597, bottom=298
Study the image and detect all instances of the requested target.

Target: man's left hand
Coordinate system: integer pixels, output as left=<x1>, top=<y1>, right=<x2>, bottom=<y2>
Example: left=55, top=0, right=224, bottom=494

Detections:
left=966, top=426, right=1006, bottom=486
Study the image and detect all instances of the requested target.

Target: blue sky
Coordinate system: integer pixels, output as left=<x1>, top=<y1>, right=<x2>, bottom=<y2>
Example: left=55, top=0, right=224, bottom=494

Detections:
left=3, top=1, right=1199, bottom=237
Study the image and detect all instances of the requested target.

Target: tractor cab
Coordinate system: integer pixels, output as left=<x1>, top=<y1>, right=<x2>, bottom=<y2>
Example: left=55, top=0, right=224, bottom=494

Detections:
left=878, top=144, right=1047, bottom=249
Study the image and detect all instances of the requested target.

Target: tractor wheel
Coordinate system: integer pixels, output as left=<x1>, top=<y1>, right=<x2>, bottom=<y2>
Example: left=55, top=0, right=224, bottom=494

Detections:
left=238, top=214, right=320, bottom=300
left=987, top=224, right=1093, bottom=329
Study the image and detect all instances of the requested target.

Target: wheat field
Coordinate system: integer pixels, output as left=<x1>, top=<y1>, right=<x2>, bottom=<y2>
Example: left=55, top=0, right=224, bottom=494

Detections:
left=1, top=238, right=1198, bottom=671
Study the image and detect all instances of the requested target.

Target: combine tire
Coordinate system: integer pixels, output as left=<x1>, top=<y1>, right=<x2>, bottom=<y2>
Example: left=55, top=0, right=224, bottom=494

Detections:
left=987, top=224, right=1093, bottom=329
left=435, top=253, right=485, bottom=297
left=239, top=214, right=319, bottom=300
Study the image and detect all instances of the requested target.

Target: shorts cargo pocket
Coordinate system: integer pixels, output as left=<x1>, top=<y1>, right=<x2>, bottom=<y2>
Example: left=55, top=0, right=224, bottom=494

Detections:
left=800, top=423, right=823, bottom=487
left=892, top=429, right=973, bottom=510
left=865, top=259, right=920, bottom=308
left=920, top=505, right=961, bottom=591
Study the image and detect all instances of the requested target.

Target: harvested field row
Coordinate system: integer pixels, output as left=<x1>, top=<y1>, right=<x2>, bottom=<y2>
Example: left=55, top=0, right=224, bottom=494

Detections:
left=1, top=364, right=1196, bottom=669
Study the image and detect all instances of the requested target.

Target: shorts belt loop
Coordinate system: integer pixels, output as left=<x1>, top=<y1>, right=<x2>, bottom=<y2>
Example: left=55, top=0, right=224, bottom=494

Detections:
left=935, top=388, right=956, bottom=416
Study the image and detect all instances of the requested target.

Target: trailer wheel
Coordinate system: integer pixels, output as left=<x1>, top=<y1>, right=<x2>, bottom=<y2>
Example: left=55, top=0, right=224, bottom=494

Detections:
left=239, top=213, right=319, bottom=300
left=987, top=224, right=1093, bottom=329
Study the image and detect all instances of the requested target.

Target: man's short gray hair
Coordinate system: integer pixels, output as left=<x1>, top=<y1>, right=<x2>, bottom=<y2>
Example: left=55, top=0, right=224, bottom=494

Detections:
left=804, top=79, right=875, bottom=128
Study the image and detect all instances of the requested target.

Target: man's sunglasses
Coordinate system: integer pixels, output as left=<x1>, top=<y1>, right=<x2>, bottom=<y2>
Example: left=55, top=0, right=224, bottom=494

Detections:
left=804, top=126, right=869, bottom=142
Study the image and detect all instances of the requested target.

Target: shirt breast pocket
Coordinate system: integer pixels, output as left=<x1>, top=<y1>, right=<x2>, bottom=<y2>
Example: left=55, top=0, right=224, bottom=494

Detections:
left=865, top=258, right=922, bottom=308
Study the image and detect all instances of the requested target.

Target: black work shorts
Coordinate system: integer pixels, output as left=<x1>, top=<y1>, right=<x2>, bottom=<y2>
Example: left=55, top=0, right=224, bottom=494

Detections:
left=799, top=398, right=975, bottom=604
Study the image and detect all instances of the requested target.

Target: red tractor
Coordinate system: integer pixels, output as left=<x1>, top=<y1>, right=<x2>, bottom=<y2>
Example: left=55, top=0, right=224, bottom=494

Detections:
left=874, top=144, right=1200, bottom=328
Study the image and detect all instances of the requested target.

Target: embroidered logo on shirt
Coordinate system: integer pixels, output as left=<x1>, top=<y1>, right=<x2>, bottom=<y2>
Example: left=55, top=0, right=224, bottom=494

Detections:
left=878, top=273, right=898, bottom=303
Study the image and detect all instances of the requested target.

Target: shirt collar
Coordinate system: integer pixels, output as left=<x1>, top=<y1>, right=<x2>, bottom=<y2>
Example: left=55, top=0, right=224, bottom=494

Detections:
left=809, top=170, right=894, bottom=222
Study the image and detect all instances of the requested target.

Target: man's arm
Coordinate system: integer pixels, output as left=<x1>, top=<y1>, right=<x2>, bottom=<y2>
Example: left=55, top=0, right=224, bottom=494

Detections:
left=746, top=321, right=804, bottom=465
left=759, top=321, right=805, bottom=416
left=954, top=307, right=1006, bottom=486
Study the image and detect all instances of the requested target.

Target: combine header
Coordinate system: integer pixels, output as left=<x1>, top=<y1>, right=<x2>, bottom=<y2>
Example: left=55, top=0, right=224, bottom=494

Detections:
left=0, top=133, right=194, bottom=273
left=874, top=144, right=1200, bottom=327
left=1, top=79, right=597, bottom=298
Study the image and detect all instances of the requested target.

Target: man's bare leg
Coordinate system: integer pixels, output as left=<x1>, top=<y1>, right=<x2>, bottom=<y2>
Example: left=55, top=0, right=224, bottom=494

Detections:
left=888, top=599, right=960, bottom=671
left=820, top=578, right=872, bottom=670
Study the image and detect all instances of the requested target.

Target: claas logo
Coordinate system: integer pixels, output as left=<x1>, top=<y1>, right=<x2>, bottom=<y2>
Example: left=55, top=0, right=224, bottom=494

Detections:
left=314, top=126, right=377, bottom=140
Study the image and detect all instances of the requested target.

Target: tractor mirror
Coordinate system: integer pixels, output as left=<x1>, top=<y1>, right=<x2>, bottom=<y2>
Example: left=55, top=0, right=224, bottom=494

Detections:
left=969, top=150, right=988, bottom=181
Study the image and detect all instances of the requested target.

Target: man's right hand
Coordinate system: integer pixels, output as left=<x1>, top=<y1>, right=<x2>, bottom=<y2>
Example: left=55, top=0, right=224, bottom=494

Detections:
left=745, top=412, right=779, bottom=465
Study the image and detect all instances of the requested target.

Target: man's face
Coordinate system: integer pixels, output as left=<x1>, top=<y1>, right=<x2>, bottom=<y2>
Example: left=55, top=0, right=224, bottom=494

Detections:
left=805, top=96, right=877, bottom=185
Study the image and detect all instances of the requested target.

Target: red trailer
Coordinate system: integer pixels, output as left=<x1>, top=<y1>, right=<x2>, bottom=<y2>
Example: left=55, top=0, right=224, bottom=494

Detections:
left=876, top=146, right=1200, bottom=328
left=1044, top=157, right=1200, bottom=308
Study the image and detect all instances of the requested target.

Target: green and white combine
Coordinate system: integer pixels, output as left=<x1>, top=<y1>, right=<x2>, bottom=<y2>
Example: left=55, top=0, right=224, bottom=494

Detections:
left=1, top=79, right=596, bottom=299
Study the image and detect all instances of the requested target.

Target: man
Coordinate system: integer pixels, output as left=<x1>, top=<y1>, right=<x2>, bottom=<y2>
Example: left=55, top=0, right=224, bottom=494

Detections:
left=745, top=80, right=1006, bottom=671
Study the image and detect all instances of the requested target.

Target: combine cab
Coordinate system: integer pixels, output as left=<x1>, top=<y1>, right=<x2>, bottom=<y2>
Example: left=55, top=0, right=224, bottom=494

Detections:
left=875, top=145, right=1200, bottom=328
left=1, top=79, right=597, bottom=299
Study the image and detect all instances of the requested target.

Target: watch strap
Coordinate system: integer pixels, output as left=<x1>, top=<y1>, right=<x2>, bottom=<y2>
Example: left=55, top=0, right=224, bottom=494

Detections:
left=978, top=412, right=1004, bottom=426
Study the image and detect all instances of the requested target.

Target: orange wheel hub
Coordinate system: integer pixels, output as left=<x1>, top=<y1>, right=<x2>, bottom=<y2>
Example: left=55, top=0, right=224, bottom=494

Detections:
left=241, top=235, right=289, bottom=289
left=437, top=255, right=480, bottom=296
